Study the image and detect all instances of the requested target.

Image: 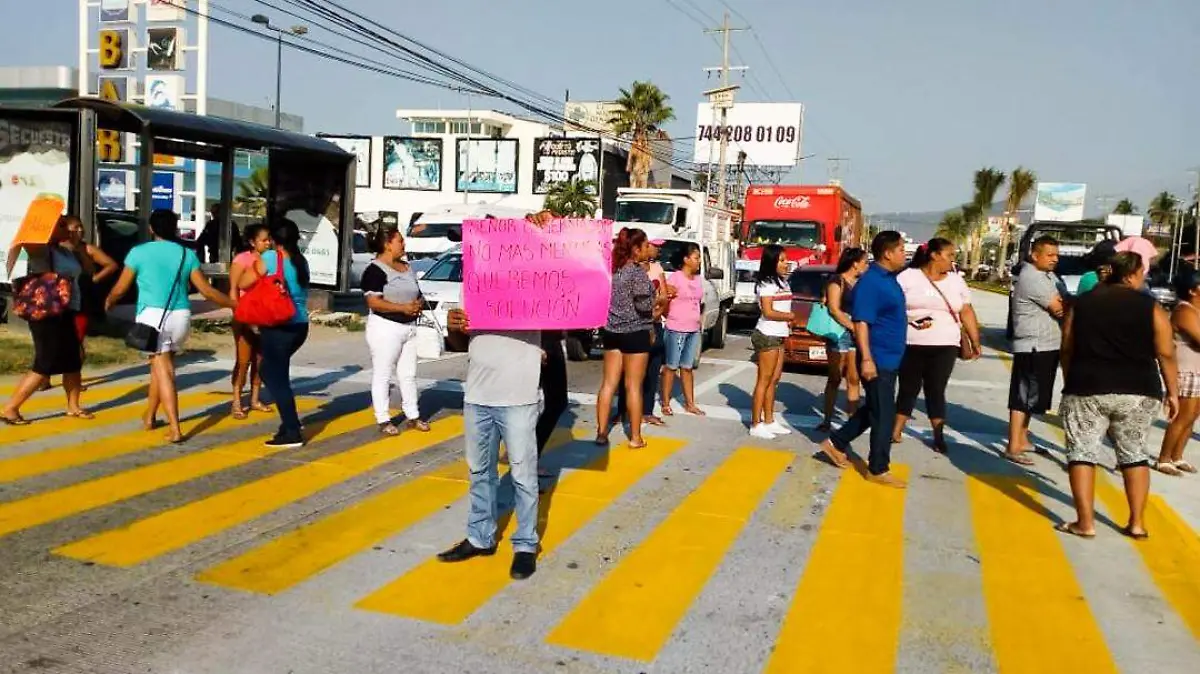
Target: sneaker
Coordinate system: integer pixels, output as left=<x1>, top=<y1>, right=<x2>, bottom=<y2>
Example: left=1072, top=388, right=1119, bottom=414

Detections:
left=264, top=433, right=304, bottom=449
left=765, top=421, right=792, bottom=436
left=749, top=424, right=777, bottom=440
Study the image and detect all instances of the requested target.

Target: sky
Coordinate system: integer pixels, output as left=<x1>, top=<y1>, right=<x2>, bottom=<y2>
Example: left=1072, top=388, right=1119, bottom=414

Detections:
left=4, top=0, right=1199, bottom=214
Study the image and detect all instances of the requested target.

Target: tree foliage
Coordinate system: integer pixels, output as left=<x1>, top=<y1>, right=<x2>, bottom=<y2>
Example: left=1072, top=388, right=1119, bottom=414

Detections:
left=542, top=179, right=599, bottom=218
left=609, top=81, right=675, bottom=189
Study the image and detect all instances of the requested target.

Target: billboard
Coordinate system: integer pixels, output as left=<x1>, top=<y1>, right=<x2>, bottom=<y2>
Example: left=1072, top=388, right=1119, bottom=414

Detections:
left=1033, top=182, right=1087, bottom=222
left=144, top=74, right=182, bottom=111
left=383, top=137, right=442, bottom=191
left=100, top=0, right=131, bottom=23
left=151, top=171, right=177, bottom=211
left=146, top=0, right=187, bottom=23
left=456, top=139, right=518, bottom=193
left=532, top=137, right=601, bottom=194
left=320, top=136, right=372, bottom=187
left=0, top=118, right=73, bottom=285
left=147, top=27, right=183, bottom=70
left=564, top=101, right=620, bottom=134
left=692, top=102, right=804, bottom=167
left=97, top=169, right=131, bottom=210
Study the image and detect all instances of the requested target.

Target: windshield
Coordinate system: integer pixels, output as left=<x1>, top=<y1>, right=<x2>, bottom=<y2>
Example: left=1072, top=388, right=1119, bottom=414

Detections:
left=422, top=254, right=463, bottom=282
left=614, top=200, right=674, bottom=225
left=788, top=269, right=832, bottom=299
left=352, top=232, right=368, bottom=254
left=736, top=268, right=757, bottom=284
left=655, top=240, right=696, bottom=273
left=408, top=222, right=457, bottom=239
left=748, top=220, right=822, bottom=248
left=1052, top=256, right=1091, bottom=277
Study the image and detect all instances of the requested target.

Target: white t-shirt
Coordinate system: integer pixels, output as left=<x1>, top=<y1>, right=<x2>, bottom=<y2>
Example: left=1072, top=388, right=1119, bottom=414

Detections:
left=754, top=278, right=792, bottom=337
left=896, top=267, right=972, bottom=347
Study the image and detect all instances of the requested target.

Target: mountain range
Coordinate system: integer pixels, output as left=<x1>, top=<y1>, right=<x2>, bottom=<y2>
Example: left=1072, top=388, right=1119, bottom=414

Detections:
left=868, top=202, right=1026, bottom=242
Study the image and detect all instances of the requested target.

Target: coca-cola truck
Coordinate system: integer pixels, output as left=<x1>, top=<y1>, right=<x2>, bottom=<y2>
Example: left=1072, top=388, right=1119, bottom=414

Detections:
left=739, top=185, right=864, bottom=267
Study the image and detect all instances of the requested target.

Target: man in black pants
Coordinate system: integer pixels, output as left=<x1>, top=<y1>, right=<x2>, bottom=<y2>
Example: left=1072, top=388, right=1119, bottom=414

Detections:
left=537, top=330, right=570, bottom=475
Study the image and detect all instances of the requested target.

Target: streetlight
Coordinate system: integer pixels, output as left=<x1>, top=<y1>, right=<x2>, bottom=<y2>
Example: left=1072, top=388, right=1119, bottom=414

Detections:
left=251, top=14, right=308, bottom=129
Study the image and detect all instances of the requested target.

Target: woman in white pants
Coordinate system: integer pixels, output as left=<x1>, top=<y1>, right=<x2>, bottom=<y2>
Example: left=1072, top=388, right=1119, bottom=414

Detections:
left=361, top=226, right=430, bottom=435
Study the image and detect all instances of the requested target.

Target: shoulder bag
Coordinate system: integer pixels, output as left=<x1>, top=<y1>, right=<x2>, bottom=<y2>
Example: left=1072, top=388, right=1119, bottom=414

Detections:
left=233, top=251, right=296, bottom=327
left=413, top=282, right=444, bottom=360
left=13, top=247, right=73, bottom=322
left=924, top=273, right=977, bottom=360
left=806, top=278, right=848, bottom=341
left=126, top=248, right=187, bottom=352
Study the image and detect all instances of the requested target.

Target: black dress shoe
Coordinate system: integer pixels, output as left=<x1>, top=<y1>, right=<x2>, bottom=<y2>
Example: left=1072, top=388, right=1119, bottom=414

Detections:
left=510, top=551, right=537, bottom=580
left=437, top=539, right=496, bottom=562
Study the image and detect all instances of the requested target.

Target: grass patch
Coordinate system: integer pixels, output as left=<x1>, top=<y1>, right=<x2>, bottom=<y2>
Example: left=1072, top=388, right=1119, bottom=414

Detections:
left=0, top=327, right=143, bottom=375
left=968, top=280, right=1010, bottom=296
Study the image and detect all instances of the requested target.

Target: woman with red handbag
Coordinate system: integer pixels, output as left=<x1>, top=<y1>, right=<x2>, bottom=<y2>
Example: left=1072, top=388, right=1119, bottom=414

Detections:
left=255, top=218, right=311, bottom=449
left=228, top=223, right=274, bottom=419
left=1, top=216, right=90, bottom=425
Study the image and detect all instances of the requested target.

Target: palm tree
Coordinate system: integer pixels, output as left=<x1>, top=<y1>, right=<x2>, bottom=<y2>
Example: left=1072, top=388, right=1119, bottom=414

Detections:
left=608, top=81, right=675, bottom=189
left=543, top=179, right=599, bottom=218
left=1149, top=191, right=1179, bottom=226
left=968, top=167, right=1006, bottom=272
left=992, top=167, right=1036, bottom=280
left=1113, top=198, right=1137, bottom=215
left=935, top=209, right=970, bottom=245
left=234, top=166, right=268, bottom=218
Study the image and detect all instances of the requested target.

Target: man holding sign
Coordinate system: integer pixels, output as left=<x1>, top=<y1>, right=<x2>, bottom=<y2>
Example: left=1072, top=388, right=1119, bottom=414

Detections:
left=437, top=213, right=612, bottom=581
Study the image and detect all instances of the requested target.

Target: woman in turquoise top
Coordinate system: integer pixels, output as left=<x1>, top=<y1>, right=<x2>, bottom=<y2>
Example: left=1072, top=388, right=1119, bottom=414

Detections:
left=258, top=217, right=311, bottom=448
left=1077, top=240, right=1116, bottom=294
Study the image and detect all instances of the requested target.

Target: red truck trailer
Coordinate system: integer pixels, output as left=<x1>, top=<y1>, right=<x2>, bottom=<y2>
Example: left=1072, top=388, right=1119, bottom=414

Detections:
left=739, top=184, right=864, bottom=266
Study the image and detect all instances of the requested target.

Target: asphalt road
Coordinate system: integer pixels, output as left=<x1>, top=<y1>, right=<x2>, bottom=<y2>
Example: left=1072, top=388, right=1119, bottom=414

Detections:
left=0, top=289, right=1198, bottom=673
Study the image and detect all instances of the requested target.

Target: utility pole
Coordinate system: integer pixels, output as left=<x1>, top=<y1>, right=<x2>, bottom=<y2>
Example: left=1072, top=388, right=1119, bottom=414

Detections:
left=704, top=11, right=747, bottom=208
left=827, top=157, right=850, bottom=186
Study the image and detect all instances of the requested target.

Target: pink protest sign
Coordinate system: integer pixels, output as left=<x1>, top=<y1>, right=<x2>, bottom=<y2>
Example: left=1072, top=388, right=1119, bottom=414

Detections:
left=462, top=218, right=613, bottom=330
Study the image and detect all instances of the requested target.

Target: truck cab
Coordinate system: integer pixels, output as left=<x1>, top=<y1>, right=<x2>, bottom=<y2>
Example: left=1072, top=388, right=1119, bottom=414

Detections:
left=739, top=184, right=863, bottom=267
left=405, top=203, right=530, bottom=262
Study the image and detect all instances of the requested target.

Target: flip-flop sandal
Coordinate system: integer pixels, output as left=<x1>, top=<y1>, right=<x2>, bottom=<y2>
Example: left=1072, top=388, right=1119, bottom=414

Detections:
left=685, top=406, right=706, bottom=416
left=231, top=408, right=248, bottom=420
left=407, top=420, right=431, bottom=432
left=1120, top=525, right=1149, bottom=540
left=1174, top=460, right=1198, bottom=474
left=0, top=414, right=30, bottom=426
left=594, top=435, right=609, bottom=446
left=378, top=423, right=400, bottom=436
left=66, top=410, right=95, bottom=420
left=661, top=405, right=674, bottom=417
left=1004, top=453, right=1036, bottom=466
left=1054, top=522, right=1096, bottom=539
left=251, top=403, right=273, bottom=413
left=628, top=440, right=647, bottom=449
left=1155, top=461, right=1183, bottom=476
left=645, top=416, right=666, bottom=427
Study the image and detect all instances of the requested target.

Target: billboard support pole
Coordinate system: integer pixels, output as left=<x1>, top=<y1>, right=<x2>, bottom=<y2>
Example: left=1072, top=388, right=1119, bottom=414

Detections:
left=704, top=12, right=746, bottom=208
left=463, top=89, right=472, bottom=204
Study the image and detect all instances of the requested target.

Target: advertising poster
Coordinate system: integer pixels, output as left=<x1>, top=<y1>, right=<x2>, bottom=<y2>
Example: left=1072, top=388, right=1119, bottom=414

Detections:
left=151, top=171, right=177, bottom=211
left=322, top=136, right=372, bottom=187
left=456, top=139, right=518, bottom=194
left=146, top=0, right=187, bottom=23
left=270, top=151, right=347, bottom=288
left=383, top=137, right=441, bottom=190
left=147, top=27, right=182, bottom=70
left=100, top=0, right=131, bottom=23
left=97, top=75, right=130, bottom=102
left=533, top=137, right=601, bottom=194
left=692, top=102, right=804, bottom=167
left=1033, top=182, right=1087, bottom=222
left=0, top=117, right=72, bottom=285
left=462, top=218, right=613, bottom=329
left=144, top=74, right=182, bottom=111
left=97, top=169, right=131, bottom=210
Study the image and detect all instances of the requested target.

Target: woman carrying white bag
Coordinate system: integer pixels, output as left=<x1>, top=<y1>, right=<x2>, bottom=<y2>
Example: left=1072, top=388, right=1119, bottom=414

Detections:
left=360, top=226, right=432, bottom=435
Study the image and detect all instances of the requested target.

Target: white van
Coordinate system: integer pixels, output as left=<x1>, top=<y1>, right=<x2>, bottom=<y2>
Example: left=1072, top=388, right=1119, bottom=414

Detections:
left=405, top=203, right=530, bottom=261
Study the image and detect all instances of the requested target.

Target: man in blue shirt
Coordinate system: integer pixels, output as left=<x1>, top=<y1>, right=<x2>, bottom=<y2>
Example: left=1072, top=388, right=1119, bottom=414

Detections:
left=821, top=230, right=913, bottom=488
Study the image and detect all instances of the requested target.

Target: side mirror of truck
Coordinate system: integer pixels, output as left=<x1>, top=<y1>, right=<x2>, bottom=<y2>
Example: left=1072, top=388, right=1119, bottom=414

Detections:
left=705, top=267, right=725, bottom=280
left=446, top=226, right=463, bottom=243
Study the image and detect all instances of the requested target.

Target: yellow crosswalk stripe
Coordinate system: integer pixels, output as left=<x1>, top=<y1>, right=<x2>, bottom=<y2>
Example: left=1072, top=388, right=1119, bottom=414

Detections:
left=0, top=405, right=375, bottom=539
left=54, top=416, right=465, bottom=567
left=765, top=464, right=910, bottom=674
left=967, top=475, right=1117, bottom=673
left=195, top=428, right=579, bottom=595
left=10, top=382, right=146, bottom=417
left=1095, top=477, right=1200, bottom=639
left=2, top=389, right=231, bottom=444
left=355, top=436, right=686, bottom=624
left=0, top=394, right=316, bottom=484
left=547, top=446, right=792, bottom=661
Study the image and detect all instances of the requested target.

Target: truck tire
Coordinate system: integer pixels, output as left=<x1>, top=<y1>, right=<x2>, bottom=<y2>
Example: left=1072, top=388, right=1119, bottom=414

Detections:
left=565, top=334, right=590, bottom=362
left=707, top=307, right=729, bottom=349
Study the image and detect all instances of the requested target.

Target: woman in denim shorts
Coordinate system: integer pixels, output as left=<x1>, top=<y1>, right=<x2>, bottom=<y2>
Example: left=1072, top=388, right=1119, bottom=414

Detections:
left=818, top=248, right=868, bottom=430
left=661, top=243, right=706, bottom=416
left=749, top=245, right=797, bottom=439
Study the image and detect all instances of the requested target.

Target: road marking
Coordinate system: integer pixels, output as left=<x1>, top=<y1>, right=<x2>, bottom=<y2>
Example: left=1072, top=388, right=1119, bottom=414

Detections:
left=354, top=436, right=686, bottom=624
left=0, top=395, right=320, bottom=484
left=764, top=464, right=909, bottom=673
left=54, top=416, right=464, bottom=567
left=1, top=389, right=229, bottom=444
left=547, top=446, right=792, bottom=661
left=195, top=428, right=577, bottom=595
left=0, top=405, right=375, bottom=539
left=1095, top=478, right=1200, bottom=639
left=7, top=382, right=147, bottom=417
left=691, top=361, right=755, bottom=399
left=966, top=476, right=1117, bottom=673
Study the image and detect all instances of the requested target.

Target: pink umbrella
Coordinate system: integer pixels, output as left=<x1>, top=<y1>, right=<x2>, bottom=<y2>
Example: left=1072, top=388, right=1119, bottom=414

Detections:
left=1114, top=236, right=1158, bottom=274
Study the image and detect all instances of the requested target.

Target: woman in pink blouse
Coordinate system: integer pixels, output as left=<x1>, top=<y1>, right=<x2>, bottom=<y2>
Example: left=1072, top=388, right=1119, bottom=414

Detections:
left=891, top=238, right=982, bottom=452
left=228, top=224, right=273, bottom=419
left=660, top=243, right=706, bottom=416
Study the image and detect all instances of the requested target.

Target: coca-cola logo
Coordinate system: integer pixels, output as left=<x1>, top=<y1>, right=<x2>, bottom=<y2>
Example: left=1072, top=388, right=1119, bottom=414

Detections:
left=773, top=195, right=810, bottom=209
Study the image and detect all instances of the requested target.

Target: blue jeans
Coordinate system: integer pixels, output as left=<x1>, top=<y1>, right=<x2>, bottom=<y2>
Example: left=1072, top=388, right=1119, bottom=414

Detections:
left=830, top=368, right=898, bottom=476
left=464, top=402, right=540, bottom=553
left=663, top=329, right=701, bottom=370
left=259, top=322, right=309, bottom=439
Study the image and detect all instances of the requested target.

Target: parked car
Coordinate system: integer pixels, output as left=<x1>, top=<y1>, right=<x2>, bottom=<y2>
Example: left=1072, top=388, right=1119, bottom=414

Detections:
left=783, top=265, right=836, bottom=367
left=415, top=245, right=463, bottom=339
left=348, top=229, right=371, bottom=288
left=731, top=258, right=760, bottom=318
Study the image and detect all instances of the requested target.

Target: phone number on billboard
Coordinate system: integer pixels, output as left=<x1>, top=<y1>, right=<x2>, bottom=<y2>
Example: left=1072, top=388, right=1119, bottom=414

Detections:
left=696, top=124, right=798, bottom=143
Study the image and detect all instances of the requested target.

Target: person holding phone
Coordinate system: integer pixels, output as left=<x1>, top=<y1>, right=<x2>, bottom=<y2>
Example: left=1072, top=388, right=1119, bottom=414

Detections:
left=892, top=238, right=981, bottom=453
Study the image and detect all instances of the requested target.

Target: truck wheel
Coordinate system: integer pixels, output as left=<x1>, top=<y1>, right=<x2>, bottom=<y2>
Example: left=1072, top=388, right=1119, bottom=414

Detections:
left=565, top=335, right=590, bottom=362
left=708, top=307, right=729, bottom=349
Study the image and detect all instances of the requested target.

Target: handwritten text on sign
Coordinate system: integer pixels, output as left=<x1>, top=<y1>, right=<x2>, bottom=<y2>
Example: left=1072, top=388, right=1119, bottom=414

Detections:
left=462, top=218, right=613, bottom=330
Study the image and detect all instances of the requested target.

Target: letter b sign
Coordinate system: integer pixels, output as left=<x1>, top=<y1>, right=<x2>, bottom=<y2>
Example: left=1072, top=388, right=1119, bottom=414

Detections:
left=99, top=30, right=125, bottom=70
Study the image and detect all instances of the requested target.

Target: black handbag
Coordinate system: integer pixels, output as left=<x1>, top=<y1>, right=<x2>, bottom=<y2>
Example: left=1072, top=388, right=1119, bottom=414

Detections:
left=125, top=249, right=187, bottom=352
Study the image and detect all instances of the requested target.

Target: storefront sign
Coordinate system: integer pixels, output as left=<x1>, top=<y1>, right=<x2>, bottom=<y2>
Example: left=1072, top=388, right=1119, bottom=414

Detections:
left=151, top=171, right=177, bottom=211
left=532, top=137, right=601, bottom=194
left=461, top=218, right=613, bottom=329
left=98, top=28, right=131, bottom=69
